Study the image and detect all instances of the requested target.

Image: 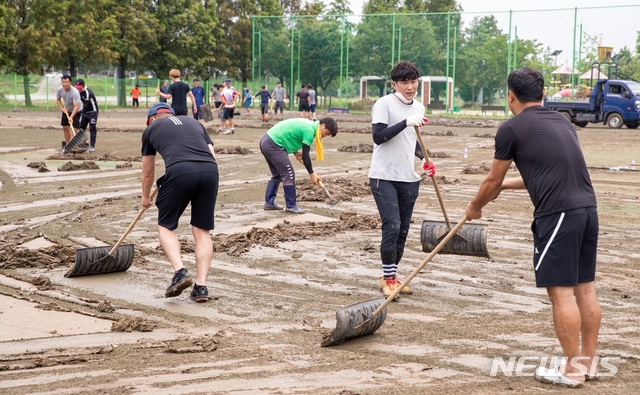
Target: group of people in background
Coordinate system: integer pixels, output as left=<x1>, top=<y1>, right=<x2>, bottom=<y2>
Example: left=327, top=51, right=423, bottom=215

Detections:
left=56, top=75, right=99, bottom=154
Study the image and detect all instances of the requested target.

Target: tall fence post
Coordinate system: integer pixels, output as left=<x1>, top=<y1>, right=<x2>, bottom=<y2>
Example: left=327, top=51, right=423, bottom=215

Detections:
left=445, top=12, right=451, bottom=112
left=578, top=24, right=583, bottom=81
left=391, top=14, right=396, bottom=69
left=571, top=7, right=578, bottom=92
left=290, top=16, right=295, bottom=110
left=346, top=26, right=350, bottom=107
left=505, top=10, right=513, bottom=117
left=252, top=16, right=256, bottom=95
left=513, top=26, right=518, bottom=70
left=339, top=14, right=344, bottom=107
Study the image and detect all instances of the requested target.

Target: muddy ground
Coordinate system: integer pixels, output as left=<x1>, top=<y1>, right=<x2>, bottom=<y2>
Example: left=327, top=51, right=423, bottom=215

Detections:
left=0, top=108, right=639, bottom=394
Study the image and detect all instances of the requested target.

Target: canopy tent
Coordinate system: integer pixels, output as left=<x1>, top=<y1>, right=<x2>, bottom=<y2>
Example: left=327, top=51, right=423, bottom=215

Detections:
left=551, top=63, right=580, bottom=75
left=579, top=69, right=608, bottom=80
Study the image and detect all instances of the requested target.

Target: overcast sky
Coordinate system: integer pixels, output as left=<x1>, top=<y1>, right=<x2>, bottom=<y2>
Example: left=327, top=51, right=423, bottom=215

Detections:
left=319, top=1, right=639, bottom=63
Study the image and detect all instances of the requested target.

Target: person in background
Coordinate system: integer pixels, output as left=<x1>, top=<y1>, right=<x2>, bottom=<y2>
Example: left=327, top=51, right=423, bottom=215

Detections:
left=255, top=85, right=272, bottom=122
left=131, top=84, right=141, bottom=107
left=272, top=81, right=287, bottom=120
left=74, top=79, right=99, bottom=152
left=191, top=78, right=206, bottom=122
left=141, top=103, right=219, bottom=303
left=159, top=81, right=169, bottom=103
left=242, top=87, right=252, bottom=116
left=296, top=84, right=310, bottom=119
left=156, top=69, right=197, bottom=117
left=56, top=75, right=81, bottom=154
left=307, top=84, right=317, bottom=121
left=221, top=79, right=239, bottom=134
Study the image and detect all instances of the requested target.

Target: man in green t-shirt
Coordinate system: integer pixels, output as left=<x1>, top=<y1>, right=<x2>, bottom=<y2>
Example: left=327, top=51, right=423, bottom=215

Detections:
left=259, top=117, right=338, bottom=213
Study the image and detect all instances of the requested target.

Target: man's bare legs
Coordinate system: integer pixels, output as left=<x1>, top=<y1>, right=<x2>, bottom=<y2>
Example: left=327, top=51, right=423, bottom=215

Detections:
left=191, top=226, right=212, bottom=286
left=574, top=281, right=601, bottom=375
left=159, top=225, right=212, bottom=286
left=547, top=283, right=601, bottom=381
left=63, top=125, right=72, bottom=144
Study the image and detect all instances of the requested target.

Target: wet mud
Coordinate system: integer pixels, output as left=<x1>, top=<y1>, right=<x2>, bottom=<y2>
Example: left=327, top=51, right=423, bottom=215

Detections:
left=111, top=317, right=156, bottom=332
left=58, top=161, right=101, bottom=171
left=297, top=178, right=371, bottom=203
left=462, top=164, right=492, bottom=174
left=216, top=146, right=253, bottom=155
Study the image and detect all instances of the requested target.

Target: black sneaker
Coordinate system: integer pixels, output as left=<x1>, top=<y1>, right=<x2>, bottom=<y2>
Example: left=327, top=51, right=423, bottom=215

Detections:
left=190, top=284, right=209, bottom=303
left=165, top=268, right=193, bottom=298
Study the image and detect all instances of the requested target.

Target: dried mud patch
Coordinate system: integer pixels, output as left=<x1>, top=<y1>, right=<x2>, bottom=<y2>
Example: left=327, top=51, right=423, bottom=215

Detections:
left=420, top=174, right=461, bottom=185
left=46, top=153, right=142, bottom=162
left=472, top=133, right=495, bottom=138
left=462, top=164, right=492, bottom=174
left=216, top=146, right=253, bottom=155
left=423, top=130, right=457, bottom=137
left=0, top=345, right=114, bottom=371
left=297, top=178, right=370, bottom=203
left=27, top=161, right=50, bottom=172
left=111, top=317, right=156, bottom=332
left=31, top=275, right=54, bottom=290
left=0, top=244, right=75, bottom=269
left=57, top=161, right=100, bottom=171
left=338, top=143, right=373, bottom=153
left=211, top=212, right=381, bottom=256
left=428, top=119, right=502, bottom=128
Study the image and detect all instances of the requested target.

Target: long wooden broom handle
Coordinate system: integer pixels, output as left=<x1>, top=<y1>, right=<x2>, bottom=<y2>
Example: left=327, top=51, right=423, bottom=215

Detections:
left=107, top=187, right=159, bottom=256
left=414, top=126, right=452, bottom=231
left=65, top=111, right=77, bottom=137
left=370, top=216, right=468, bottom=318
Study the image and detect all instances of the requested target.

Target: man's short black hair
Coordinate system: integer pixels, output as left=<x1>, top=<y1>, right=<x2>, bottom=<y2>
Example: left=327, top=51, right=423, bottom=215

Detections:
left=261, top=85, right=266, bottom=89
left=301, top=84, right=306, bottom=88
left=193, top=78, right=199, bottom=82
left=508, top=68, right=545, bottom=103
left=390, top=61, right=420, bottom=82
left=319, top=117, right=338, bottom=137
left=61, top=75, right=72, bottom=82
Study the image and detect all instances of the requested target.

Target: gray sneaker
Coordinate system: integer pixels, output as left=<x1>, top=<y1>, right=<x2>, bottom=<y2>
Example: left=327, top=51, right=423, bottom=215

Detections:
left=190, top=284, right=209, bottom=303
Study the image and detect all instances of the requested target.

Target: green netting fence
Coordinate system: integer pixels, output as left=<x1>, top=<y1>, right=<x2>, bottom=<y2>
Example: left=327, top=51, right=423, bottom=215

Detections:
left=2, top=6, right=639, bottom=116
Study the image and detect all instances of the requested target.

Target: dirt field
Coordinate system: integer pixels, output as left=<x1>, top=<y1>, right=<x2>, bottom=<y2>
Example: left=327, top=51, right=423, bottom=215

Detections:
left=0, top=108, right=639, bottom=394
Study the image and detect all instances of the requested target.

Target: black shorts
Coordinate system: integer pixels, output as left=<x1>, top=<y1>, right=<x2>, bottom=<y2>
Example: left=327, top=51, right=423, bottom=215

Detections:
left=532, top=207, right=598, bottom=287
left=222, top=107, right=235, bottom=120
left=61, top=111, right=81, bottom=128
left=261, top=103, right=269, bottom=114
left=155, top=161, right=219, bottom=231
left=298, top=101, right=309, bottom=112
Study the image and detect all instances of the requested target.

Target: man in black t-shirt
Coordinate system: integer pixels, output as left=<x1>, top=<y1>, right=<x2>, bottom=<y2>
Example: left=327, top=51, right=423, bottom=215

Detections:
left=295, top=84, right=310, bottom=119
left=156, top=69, right=197, bottom=116
left=466, top=68, right=600, bottom=388
left=141, top=103, right=218, bottom=303
left=75, top=79, right=99, bottom=152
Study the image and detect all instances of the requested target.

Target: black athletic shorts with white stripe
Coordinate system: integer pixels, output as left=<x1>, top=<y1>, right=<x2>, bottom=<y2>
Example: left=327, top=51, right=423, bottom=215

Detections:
left=531, top=207, right=598, bottom=287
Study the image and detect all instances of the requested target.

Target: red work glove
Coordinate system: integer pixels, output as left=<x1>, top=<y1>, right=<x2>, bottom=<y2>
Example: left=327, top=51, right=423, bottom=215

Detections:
left=422, top=159, right=436, bottom=177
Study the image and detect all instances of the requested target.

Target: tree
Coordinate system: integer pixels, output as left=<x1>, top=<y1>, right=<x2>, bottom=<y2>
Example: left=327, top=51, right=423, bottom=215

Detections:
left=0, top=0, right=61, bottom=106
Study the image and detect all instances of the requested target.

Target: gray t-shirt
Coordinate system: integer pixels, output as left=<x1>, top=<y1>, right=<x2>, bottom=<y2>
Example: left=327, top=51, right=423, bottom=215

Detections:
left=308, top=89, right=316, bottom=105
left=56, top=86, right=81, bottom=112
left=272, top=87, right=286, bottom=102
left=368, top=94, right=425, bottom=182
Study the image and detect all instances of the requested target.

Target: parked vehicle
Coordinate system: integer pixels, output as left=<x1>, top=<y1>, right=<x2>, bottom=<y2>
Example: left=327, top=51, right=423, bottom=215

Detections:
left=544, top=79, right=640, bottom=129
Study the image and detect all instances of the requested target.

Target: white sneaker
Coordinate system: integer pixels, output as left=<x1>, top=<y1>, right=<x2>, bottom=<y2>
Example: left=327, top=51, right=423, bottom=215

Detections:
left=534, top=366, right=583, bottom=388
left=89, top=147, right=95, bottom=152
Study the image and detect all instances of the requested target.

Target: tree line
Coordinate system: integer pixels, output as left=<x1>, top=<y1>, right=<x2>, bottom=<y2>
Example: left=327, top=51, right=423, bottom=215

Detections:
left=1, top=0, right=638, bottom=107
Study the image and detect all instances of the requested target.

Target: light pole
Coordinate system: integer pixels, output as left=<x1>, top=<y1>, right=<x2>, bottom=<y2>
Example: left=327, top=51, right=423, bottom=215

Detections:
left=551, top=49, right=562, bottom=66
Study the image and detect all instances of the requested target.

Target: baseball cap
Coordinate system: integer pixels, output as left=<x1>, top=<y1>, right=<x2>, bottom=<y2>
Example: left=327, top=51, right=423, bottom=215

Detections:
left=75, top=79, right=85, bottom=88
left=146, top=103, right=175, bottom=125
left=224, top=79, right=231, bottom=83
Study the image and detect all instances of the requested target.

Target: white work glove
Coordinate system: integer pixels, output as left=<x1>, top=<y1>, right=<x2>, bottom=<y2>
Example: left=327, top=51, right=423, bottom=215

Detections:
left=406, top=114, right=428, bottom=127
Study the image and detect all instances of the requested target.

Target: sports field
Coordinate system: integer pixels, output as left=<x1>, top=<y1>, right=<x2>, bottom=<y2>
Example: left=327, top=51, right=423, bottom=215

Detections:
left=0, top=109, right=639, bottom=394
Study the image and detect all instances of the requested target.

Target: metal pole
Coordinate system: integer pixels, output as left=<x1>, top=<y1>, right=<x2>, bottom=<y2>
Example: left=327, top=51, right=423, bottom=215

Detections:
left=513, top=26, right=518, bottom=70
left=397, top=27, right=402, bottom=63
left=290, top=17, right=295, bottom=110
left=578, top=24, right=583, bottom=84
left=258, top=31, right=262, bottom=88
left=571, top=7, right=577, bottom=92
left=104, top=76, right=108, bottom=110
left=445, top=12, right=451, bottom=111
left=391, top=14, right=396, bottom=69
left=451, top=25, right=457, bottom=114
left=252, top=16, right=255, bottom=94
left=297, top=29, right=301, bottom=88
left=346, top=26, right=350, bottom=108
left=339, top=15, right=344, bottom=106
left=45, top=76, right=49, bottom=110
left=506, top=10, right=512, bottom=116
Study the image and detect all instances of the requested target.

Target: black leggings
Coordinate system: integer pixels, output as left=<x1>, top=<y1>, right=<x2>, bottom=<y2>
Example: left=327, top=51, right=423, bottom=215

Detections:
left=260, top=134, right=295, bottom=185
left=370, top=178, right=420, bottom=252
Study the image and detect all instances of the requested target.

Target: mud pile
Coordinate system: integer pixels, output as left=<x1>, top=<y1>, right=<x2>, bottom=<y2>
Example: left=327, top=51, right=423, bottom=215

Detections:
left=46, top=153, right=142, bottom=162
left=421, top=174, right=460, bottom=185
left=296, top=178, right=370, bottom=203
left=338, top=143, right=374, bottom=153
left=424, top=130, right=457, bottom=137
left=462, top=164, right=492, bottom=174
left=427, top=150, right=451, bottom=158
left=211, top=212, right=381, bottom=256
left=58, top=161, right=100, bottom=171
left=472, top=133, right=495, bottom=138
left=429, top=119, right=502, bottom=128
left=0, top=244, right=76, bottom=269
left=216, top=146, right=253, bottom=155
left=27, top=161, right=50, bottom=172
left=111, top=317, right=155, bottom=332
left=115, top=162, right=133, bottom=169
